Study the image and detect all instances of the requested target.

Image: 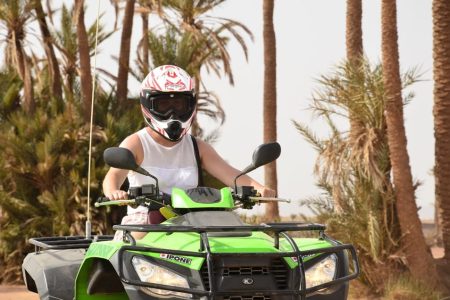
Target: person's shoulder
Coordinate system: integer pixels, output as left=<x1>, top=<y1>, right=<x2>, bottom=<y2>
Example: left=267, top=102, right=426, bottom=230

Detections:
left=119, top=131, right=145, bottom=154
left=118, top=131, right=145, bottom=164
left=120, top=132, right=141, bottom=147
left=193, top=137, right=217, bottom=156
left=192, top=136, right=208, bottom=148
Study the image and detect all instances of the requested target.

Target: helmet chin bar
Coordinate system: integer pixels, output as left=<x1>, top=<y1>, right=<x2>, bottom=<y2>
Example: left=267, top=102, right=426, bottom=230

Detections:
left=142, top=105, right=195, bottom=142
left=144, top=117, right=186, bottom=142
left=166, top=121, right=183, bottom=141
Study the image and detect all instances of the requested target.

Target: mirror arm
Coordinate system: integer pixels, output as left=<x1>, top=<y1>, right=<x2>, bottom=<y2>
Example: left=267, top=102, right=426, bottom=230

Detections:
left=233, top=164, right=255, bottom=193
left=136, top=166, right=160, bottom=195
left=234, top=173, right=244, bottom=194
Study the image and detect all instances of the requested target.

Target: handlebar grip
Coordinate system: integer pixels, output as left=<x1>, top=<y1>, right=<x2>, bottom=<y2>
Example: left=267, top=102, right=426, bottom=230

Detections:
left=97, top=196, right=111, bottom=203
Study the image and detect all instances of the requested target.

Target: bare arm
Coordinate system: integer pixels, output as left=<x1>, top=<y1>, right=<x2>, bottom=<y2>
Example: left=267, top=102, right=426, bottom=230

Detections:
left=197, top=140, right=276, bottom=197
left=102, top=133, right=144, bottom=200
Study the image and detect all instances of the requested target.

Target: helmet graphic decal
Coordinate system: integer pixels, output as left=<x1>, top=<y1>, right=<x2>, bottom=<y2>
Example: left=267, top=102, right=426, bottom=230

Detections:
left=165, top=79, right=186, bottom=91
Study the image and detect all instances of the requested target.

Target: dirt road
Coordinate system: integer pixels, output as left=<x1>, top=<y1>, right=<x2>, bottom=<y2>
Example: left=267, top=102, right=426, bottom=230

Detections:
left=0, top=285, right=38, bottom=300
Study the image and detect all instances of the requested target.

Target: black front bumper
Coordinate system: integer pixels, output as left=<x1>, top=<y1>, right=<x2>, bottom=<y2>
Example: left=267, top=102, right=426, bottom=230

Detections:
left=114, top=223, right=360, bottom=300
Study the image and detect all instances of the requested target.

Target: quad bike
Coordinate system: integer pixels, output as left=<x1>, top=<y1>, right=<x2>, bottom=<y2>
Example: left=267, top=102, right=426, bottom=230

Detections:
left=22, top=142, right=359, bottom=300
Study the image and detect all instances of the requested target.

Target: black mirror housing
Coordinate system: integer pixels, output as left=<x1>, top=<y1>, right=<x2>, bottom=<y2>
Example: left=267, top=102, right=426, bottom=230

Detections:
left=234, top=142, right=281, bottom=190
left=104, top=147, right=139, bottom=170
left=103, top=147, right=151, bottom=177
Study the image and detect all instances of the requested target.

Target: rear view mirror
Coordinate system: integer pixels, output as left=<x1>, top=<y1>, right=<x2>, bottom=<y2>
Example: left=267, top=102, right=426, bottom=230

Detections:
left=234, top=142, right=281, bottom=190
left=246, top=142, right=281, bottom=174
left=103, top=147, right=150, bottom=177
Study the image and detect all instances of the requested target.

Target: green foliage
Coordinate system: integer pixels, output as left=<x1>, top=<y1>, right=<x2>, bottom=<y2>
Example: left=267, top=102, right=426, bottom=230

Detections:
left=0, top=68, right=21, bottom=118
left=295, top=59, right=421, bottom=292
left=52, top=3, right=113, bottom=100
left=0, top=85, right=142, bottom=283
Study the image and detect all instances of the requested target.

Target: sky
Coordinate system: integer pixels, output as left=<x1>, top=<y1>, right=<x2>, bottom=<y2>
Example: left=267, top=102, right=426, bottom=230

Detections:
left=23, top=0, right=436, bottom=219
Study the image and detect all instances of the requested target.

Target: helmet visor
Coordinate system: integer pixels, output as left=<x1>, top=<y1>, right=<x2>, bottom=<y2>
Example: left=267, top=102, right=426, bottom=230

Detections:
left=142, top=92, right=196, bottom=121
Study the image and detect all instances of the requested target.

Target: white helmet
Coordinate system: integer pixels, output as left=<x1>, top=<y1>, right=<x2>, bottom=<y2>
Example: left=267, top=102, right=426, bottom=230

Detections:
left=140, top=65, right=196, bottom=141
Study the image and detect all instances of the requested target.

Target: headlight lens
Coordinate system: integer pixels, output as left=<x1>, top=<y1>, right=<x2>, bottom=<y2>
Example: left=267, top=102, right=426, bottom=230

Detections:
left=132, top=256, right=192, bottom=298
left=305, top=254, right=337, bottom=289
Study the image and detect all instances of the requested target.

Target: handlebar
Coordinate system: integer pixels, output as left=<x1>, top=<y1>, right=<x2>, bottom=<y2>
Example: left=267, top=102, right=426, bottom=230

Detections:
left=95, top=192, right=170, bottom=209
left=96, top=186, right=289, bottom=209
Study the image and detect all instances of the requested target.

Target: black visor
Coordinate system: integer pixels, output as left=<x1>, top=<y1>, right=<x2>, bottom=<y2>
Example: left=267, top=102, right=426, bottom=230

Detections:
left=141, top=91, right=196, bottom=121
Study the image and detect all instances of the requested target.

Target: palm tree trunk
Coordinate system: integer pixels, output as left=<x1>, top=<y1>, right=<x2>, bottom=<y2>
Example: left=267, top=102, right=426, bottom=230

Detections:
left=117, top=0, right=136, bottom=105
left=433, top=0, right=450, bottom=263
left=263, top=0, right=279, bottom=220
left=381, top=0, right=443, bottom=288
left=35, top=0, right=63, bottom=101
left=141, top=12, right=150, bottom=76
left=75, top=0, right=93, bottom=121
left=345, top=0, right=364, bottom=213
left=346, top=0, right=363, bottom=62
left=12, top=32, right=35, bottom=114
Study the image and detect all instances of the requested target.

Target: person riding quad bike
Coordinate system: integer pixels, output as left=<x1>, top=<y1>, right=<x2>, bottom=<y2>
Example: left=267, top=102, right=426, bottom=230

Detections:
left=103, top=65, right=276, bottom=240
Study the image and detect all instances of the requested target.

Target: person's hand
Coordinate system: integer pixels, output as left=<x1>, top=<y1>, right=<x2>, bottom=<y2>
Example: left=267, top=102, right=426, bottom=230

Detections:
left=256, top=186, right=277, bottom=198
left=106, top=190, right=128, bottom=201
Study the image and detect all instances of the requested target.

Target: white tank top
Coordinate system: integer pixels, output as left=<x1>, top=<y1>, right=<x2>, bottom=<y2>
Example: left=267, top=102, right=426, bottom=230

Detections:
left=127, top=128, right=198, bottom=214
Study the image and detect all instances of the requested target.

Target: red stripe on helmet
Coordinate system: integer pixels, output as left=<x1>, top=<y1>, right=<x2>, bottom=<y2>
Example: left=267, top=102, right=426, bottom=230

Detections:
left=151, top=72, right=162, bottom=90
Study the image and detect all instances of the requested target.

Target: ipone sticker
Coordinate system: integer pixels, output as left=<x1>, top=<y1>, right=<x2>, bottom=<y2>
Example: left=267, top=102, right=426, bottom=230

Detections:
left=160, top=253, right=192, bottom=265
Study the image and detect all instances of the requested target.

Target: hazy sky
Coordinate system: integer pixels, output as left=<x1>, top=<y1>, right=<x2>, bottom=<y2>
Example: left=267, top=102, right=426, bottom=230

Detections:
left=34, top=0, right=435, bottom=219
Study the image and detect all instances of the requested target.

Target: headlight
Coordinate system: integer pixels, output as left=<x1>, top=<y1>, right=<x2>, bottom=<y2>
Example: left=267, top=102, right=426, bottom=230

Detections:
left=305, top=254, right=337, bottom=289
left=132, top=256, right=192, bottom=298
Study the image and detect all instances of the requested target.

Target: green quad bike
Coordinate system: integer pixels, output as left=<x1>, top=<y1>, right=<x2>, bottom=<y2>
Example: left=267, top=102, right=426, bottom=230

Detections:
left=22, top=142, right=360, bottom=300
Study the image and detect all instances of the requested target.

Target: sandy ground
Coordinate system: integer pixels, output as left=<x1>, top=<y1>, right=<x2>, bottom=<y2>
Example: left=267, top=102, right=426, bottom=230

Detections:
left=0, top=285, right=38, bottom=300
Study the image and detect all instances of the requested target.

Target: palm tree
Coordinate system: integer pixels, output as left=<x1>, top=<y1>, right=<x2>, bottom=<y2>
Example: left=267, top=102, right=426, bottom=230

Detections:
left=0, top=0, right=35, bottom=114
left=52, top=4, right=78, bottom=100
left=381, top=0, right=443, bottom=288
left=33, top=0, right=62, bottom=101
left=116, top=0, right=136, bottom=105
left=164, top=0, right=253, bottom=86
left=263, top=0, right=278, bottom=220
left=136, top=0, right=163, bottom=76
left=52, top=4, right=111, bottom=105
left=74, top=0, right=93, bottom=121
left=432, top=0, right=450, bottom=264
left=295, top=60, right=414, bottom=290
left=346, top=0, right=366, bottom=182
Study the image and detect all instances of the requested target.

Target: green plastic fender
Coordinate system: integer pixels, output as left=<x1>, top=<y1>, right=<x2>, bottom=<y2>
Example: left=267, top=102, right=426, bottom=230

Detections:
left=171, top=187, right=234, bottom=209
left=75, top=242, right=126, bottom=300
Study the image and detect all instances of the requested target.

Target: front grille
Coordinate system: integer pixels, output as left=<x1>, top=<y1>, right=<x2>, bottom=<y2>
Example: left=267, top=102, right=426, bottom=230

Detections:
left=200, top=263, right=210, bottom=291
left=200, top=258, right=289, bottom=291
left=223, top=266, right=269, bottom=276
left=271, top=258, right=289, bottom=289
left=224, top=296, right=271, bottom=300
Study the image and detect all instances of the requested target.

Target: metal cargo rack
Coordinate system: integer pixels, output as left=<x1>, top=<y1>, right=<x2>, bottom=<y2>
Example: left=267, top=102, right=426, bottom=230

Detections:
left=28, top=235, right=114, bottom=252
left=113, top=222, right=360, bottom=300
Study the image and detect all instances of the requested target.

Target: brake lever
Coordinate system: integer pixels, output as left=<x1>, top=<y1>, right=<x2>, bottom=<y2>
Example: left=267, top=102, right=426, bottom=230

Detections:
left=248, top=196, right=291, bottom=203
left=94, top=198, right=136, bottom=207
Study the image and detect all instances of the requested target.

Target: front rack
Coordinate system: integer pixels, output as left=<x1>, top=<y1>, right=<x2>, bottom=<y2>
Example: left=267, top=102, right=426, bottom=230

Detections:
left=113, top=222, right=360, bottom=300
